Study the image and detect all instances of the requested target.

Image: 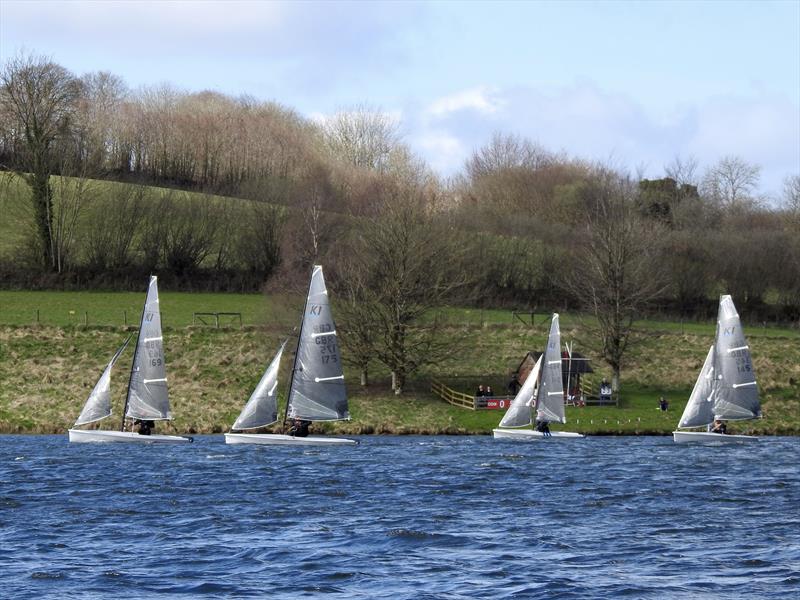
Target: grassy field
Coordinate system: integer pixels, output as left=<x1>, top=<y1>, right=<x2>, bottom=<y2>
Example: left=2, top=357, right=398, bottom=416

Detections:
left=1, top=290, right=798, bottom=435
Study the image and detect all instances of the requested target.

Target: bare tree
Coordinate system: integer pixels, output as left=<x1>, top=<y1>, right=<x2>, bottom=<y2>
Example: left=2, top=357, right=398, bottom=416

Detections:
left=664, top=154, right=699, bottom=187
left=74, top=70, right=128, bottom=174
left=321, top=104, right=401, bottom=173
left=782, top=174, right=800, bottom=215
left=334, top=185, right=469, bottom=394
left=562, top=169, right=667, bottom=393
left=235, top=200, right=286, bottom=279
left=0, top=53, right=80, bottom=269
left=161, top=193, right=219, bottom=276
left=465, top=131, right=552, bottom=181
left=85, top=184, right=146, bottom=271
left=701, top=155, right=761, bottom=208
left=50, top=159, right=97, bottom=273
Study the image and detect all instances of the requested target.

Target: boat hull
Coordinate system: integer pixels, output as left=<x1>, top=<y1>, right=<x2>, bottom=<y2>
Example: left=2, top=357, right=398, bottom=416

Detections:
left=492, top=428, right=584, bottom=440
left=672, top=430, right=758, bottom=444
left=224, top=433, right=357, bottom=446
left=68, top=429, right=192, bottom=443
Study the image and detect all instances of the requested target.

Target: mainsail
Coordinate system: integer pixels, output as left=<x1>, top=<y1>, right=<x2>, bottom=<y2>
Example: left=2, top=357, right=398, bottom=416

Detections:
left=232, top=341, right=287, bottom=430
left=125, top=276, right=171, bottom=421
left=286, top=266, right=349, bottom=422
left=535, top=314, right=566, bottom=424
left=74, top=335, right=132, bottom=426
left=498, top=355, right=542, bottom=428
left=712, top=295, right=761, bottom=421
left=677, top=345, right=715, bottom=428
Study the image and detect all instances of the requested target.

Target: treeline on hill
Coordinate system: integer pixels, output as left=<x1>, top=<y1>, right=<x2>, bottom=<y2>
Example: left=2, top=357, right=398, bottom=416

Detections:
left=1, top=53, right=799, bottom=321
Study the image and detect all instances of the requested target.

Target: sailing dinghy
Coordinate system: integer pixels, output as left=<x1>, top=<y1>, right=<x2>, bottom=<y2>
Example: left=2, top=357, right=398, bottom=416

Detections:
left=225, top=265, right=356, bottom=446
left=68, top=276, right=191, bottom=443
left=673, top=295, right=761, bottom=443
left=493, top=313, right=584, bottom=440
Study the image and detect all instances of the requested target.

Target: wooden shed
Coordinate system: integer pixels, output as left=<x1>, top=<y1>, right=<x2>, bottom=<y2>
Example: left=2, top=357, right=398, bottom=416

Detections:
left=516, top=350, right=593, bottom=399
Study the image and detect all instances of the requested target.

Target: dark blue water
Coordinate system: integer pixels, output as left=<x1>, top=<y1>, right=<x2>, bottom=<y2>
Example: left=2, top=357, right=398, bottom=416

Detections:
left=1, top=435, right=798, bottom=599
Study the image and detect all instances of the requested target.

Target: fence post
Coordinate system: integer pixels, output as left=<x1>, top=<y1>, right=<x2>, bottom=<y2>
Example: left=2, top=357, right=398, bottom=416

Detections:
left=84, top=311, right=88, bottom=326
left=124, top=310, right=127, bottom=326
left=36, top=309, right=40, bottom=324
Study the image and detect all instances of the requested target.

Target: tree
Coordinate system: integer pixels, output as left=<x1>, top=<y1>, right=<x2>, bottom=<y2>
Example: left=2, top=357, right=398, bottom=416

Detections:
left=320, top=104, right=400, bottom=173
left=782, top=174, right=800, bottom=215
left=85, top=184, right=146, bottom=272
left=235, top=200, right=286, bottom=280
left=334, top=184, right=469, bottom=394
left=0, top=53, right=80, bottom=269
left=465, top=131, right=551, bottom=181
left=701, top=155, right=761, bottom=208
left=664, top=154, right=699, bottom=188
left=562, top=169, right=667, bottom=393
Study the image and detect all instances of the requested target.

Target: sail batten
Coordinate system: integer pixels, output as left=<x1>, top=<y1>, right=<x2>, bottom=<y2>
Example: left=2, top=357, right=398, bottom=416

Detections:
left=286, top=266, right=350, bottom=422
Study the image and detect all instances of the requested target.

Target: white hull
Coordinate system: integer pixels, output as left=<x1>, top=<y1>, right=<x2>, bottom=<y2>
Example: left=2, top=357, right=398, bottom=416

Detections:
left=224, top=433, right=357, bottom=446
left=672, top=430, right=758, bottom=444
left=492, top=428, right=584, bottom=440
left=68, top=429, right=192, bottom=443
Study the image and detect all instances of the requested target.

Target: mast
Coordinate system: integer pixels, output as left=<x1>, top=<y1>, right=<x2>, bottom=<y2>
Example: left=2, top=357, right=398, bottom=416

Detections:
left=121, top=278, right=149, bottom=431
left=282, top=265, right=315, bottom=428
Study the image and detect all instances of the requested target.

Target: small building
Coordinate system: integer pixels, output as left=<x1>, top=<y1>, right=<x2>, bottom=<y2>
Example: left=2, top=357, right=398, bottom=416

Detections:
left=516, top=350, right=594, bottom=400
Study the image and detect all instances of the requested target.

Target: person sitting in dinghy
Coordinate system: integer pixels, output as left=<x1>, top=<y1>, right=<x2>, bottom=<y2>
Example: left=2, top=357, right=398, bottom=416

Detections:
left=135, top=419, right=154, bottom=435
left=534, top=410, right=551, bottom=437
left=710, top=419, right=727, bottom=434
left=288, top=419, right=310, bottom=438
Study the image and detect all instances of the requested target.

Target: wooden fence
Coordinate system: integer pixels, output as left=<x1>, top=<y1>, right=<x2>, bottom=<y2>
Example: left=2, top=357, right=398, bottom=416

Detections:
left=430, top=379, right=476, bottom=410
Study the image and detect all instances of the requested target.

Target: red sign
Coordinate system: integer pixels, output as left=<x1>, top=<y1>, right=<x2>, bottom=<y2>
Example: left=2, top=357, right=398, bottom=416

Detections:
left=483, top=397, right=510, bottom=410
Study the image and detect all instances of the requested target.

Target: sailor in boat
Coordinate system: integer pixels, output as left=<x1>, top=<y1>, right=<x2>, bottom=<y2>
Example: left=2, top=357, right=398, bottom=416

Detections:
left=134, top=419, right=154, bottom=435
left=534, top=410, right=551, bottom=437
left=288, top=419, right=311, bottom=438
left=709, top=419, right=727, bottom=434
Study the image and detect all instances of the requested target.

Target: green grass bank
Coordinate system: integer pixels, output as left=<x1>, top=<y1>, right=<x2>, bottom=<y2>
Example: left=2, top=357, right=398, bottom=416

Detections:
left=1, top=291, right=798, bottom=435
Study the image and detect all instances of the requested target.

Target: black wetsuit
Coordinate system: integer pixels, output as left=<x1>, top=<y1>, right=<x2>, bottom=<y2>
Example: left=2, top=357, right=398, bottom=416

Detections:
left=289, top=420, right=310, bottom=437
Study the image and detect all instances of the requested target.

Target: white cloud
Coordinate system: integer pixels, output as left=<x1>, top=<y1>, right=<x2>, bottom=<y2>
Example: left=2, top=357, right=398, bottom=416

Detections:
left=407, top=83, right=799, bottom=194
left=413, top=131, right=465, bottom=174
left=426, top=87, right=502, bottom=118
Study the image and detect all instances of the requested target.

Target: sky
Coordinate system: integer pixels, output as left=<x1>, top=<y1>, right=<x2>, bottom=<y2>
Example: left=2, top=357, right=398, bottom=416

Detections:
left=1, top=0, right=798, bottom=196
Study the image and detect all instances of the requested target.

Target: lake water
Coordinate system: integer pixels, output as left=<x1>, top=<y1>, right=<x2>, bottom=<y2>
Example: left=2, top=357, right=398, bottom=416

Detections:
left=1, top=435, right=798, bottom=599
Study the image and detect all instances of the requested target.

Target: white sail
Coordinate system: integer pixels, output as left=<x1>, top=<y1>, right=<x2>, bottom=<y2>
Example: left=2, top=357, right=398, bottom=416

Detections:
left=712, top=295, right=760, bottom=421
left=286, top=266, right=349, bottom=422
left=677, top=345, right=715, bottom=429
left=535, top=314, right=566, bottom=424
left=126, top=276, right=171, bottom=421
left=74, top=336, right=131, bottom=426
left=498, top=355, right=542, bottom=428
left=232, top=341, right=287, bottom=430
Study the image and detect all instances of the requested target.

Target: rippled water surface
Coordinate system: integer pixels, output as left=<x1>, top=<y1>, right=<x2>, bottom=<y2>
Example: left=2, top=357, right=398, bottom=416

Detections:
left=1, top=435, right=798, bottom=599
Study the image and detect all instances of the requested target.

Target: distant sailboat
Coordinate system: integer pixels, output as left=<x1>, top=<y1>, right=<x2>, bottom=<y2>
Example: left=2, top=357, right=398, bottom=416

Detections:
left=493, top=313, right=584, bottom=440
left=225, top=265, right=356, bottom=446
left=673, top=295, right=761, bottom=443
left=68, top=276, right=192, bottom=443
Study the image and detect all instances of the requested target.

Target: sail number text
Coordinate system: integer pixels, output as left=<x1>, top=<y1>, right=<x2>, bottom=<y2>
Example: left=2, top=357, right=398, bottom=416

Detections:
left=312, top=323, right=339, bottom=364
left=144, top=339, right=163, bottom=367
left=729, top=348, right=752, bottom=373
